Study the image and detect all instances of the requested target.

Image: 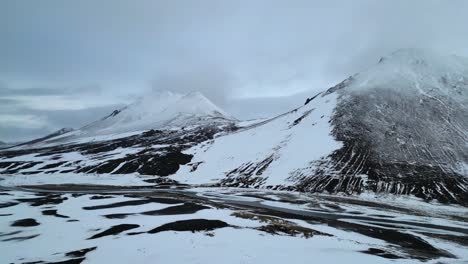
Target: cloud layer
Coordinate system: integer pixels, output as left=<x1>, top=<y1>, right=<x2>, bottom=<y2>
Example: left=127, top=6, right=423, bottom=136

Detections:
left=1, top=0, right=468, bottom=141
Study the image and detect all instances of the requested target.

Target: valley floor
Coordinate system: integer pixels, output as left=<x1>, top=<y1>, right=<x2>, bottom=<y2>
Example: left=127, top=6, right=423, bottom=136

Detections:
left=0, top=174, right=467, bottom=263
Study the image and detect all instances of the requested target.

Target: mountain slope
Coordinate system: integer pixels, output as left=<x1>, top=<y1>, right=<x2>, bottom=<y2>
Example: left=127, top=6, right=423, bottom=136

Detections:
left=173, top=49, right=468, bottom=203
left=324, top=49, right=468, bottom=202
left=172, top=91, right=341, bottom=188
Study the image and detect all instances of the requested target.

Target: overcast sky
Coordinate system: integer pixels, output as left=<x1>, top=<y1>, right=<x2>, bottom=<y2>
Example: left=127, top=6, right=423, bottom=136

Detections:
left=1, top=0, right=468, bottom=142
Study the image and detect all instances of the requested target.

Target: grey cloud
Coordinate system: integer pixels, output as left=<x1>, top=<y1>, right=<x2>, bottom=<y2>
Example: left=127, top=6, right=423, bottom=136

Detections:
left=31, top=104, right=125, bottom=130
left=3, top=0, right=468, bottom=95
left=1, top=0, right=468, bottom=141
left=0, top=98, right=18, bottom=105
left=151, top=62, right=234, bottom=105
left=0, top=104, right=124, bottom=142
left=0, top=83, right=102, bottom=96
left=0, top=126, right=51, bottom=143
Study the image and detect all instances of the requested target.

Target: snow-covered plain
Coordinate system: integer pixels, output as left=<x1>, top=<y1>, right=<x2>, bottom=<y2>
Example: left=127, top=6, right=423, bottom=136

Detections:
left=1, top=184, right=467, bottom=264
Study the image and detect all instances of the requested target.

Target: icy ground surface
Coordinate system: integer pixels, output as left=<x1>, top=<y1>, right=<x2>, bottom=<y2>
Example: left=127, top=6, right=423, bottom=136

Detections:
left=0, top=180, right=467, bottom=263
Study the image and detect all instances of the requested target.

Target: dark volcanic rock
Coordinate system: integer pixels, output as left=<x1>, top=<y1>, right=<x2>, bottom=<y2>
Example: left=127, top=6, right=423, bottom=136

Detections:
left=11, top=218, right=40, bottom=227
left=148, top=219, right=229, bottom=233
left=82, top=197, right=180, bottom=210
left=65, top=247, right=97, bottom=258
left=88, top=224, right=140, bottom=239
left=42, top=209, right=70, bottom=218
left=141, top=203, right=210, bottom=216
left=3, top=234, right=40, bottom=242
left=0, top=202, right=19, bottom=208
left=360, top=248, right=402, bottom=259
left=16, top=194, right=68, bottom=207
left=0, top=125, right=221, bottom=178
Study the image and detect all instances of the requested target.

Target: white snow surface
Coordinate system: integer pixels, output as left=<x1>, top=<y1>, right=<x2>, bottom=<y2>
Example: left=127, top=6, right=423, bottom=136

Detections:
left=173, top=91, right=341, bottom=186
left=1, top=187, right=467, bottom=264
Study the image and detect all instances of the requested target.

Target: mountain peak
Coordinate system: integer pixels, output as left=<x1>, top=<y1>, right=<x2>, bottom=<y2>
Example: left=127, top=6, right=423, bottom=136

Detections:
left=343, top=49, right=468, bottom=99
left=176, top=91, right=229, bottom=117
left=375, top=48, right=468, bottom=71
left=81, top=90, right=233, bottom=135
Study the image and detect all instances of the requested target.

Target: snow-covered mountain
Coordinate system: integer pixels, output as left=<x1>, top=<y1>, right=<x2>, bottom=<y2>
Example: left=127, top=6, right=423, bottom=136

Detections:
left=10, top=91, right=235, bottom=148
left=173, top=48, right=468, bottom=203
left=11, top=128, right=75, bottom=148
left=1, top=49, right=467, bottom=205
left=81, top=90, right=233, bottom=135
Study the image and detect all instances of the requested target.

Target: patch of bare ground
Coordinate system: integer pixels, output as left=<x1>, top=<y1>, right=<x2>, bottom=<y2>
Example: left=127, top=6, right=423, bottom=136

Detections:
left=232, top=211, right=332, bottom=238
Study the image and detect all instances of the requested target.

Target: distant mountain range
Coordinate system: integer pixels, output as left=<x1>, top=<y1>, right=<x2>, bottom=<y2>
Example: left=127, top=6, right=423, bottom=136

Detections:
left=1, top=49, right=467, bottom=205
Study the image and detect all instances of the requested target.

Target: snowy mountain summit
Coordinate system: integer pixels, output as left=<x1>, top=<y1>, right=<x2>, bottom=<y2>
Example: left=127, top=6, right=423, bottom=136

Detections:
left=82, top=90, right=233, bottom=135
left=334, top=48, right=467, bottom=172
left=1, top=49, right=467, bottom=205
left=350, top=48, right=468, bottom=98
